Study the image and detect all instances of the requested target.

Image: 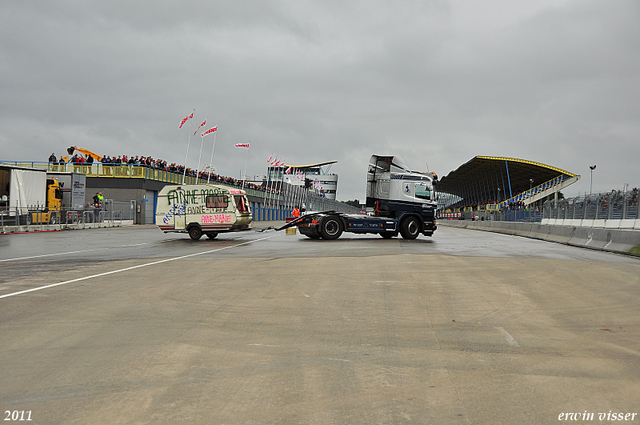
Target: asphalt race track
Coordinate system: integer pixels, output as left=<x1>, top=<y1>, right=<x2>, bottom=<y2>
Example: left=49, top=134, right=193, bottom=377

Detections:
left=1, top=224, right=639, bottom=424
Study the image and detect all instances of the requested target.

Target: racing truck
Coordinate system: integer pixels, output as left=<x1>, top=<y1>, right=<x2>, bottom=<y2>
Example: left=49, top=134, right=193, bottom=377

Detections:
left=279, top=155, right=437, bottom=240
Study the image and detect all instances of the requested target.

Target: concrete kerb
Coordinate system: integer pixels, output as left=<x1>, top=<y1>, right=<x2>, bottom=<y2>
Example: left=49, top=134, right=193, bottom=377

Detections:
left=502, top=222, right=518, bottom=236
left=513, top=223, right=533, bottom=238
left=604, top=230, right=640, bottom=255
left=527, top=224, right=550, bottom=240
left=569, top=227, right=606, bottom=251
left=439, top=220, right=640, bottom=257
left=544, top=226, right=576, bottom=244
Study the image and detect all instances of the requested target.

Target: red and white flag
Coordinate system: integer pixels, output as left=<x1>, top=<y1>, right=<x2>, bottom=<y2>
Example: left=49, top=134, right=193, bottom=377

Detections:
left=201, top=126, right=218, bottom=137
left=234, top=143, right=250, bottom=148
left=285, top=166, right=292, bottom=174
left=179, top=112, right=194, bottom=129
left=194, top=119, right=207, bottom=136
left=267, top=155, right=273, bottom=163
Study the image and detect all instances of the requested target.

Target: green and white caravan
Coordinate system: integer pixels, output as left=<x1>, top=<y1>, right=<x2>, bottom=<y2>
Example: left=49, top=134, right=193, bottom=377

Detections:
left=156, top=184, right=253, bottom=240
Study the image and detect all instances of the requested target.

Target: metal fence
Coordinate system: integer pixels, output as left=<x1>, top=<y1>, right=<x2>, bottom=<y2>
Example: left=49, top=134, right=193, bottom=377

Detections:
left=103, top=200, right=136, bottom=221
left=0, top=199, right=132, bottom=231
left=438, top=187, right=639, bottom=226
left=543, top=189, right=640, bottom=221
left=250, top=181, right=362, bottom=221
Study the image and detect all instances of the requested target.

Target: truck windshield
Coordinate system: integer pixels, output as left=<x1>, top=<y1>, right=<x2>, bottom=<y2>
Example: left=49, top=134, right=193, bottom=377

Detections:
left=415, top=184, right=432, bottom=200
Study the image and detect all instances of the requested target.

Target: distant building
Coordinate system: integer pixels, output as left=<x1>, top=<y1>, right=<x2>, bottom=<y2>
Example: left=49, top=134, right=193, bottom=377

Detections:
left=267, top=161, right=339, bottom=200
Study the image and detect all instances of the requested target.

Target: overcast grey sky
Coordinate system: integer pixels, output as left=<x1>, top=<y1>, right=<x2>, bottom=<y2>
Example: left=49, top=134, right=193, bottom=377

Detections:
left=1, top=0, right=639, bottom=200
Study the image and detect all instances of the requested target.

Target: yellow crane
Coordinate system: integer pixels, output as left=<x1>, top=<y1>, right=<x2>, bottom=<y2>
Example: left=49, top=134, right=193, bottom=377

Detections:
left=60, top=146, right=103, bottom=163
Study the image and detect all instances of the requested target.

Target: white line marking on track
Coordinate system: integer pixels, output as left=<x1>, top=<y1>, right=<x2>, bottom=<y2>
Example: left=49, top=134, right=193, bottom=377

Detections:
left=0, top=243, right=149, bottom=263
left=495, top=326, right=520, bottom=347
left=0, top=236, right=275, bottom=300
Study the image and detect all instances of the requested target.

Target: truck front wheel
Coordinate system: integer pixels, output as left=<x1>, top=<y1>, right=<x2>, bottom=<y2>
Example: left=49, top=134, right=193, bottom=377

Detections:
left=320, top=216, right=343, bottom=240
left=400, top=217, right=420, bottom=240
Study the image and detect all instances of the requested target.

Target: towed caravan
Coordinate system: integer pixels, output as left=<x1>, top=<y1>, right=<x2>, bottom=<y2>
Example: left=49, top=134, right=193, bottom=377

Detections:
left=156, top=184, right=252, bottom=240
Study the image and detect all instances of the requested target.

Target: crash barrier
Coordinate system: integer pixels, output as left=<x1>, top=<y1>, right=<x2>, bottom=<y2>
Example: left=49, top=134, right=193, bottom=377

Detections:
left=438, top=210, right=541, bottom=223
left=0, top=200, right=130, bottom=233
left=441, top=219, right=640, bottom=257
left=440, top=212, right=463, bottom=219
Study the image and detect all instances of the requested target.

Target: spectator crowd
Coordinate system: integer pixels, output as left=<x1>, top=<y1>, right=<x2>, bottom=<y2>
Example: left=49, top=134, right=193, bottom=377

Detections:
left=47, top=152, right=284, bottom=195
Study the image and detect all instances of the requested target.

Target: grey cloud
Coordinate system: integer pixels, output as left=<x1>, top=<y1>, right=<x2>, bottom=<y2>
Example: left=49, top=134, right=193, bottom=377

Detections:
left=1, top=0, right=639, bottom=199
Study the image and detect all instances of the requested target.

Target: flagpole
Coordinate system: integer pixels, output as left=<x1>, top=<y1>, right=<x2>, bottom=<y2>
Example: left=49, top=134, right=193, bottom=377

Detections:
left=286, top=168, right=296, bottom=214
left=182, top=109, right=195, bottom=185
left=276, top=166, right=281, bottom=216
left=267, top=157, right=277, bottom=210
left=266, top=159, right=274, bottom=210
left=242, top=142, right=250, bottom=190
left=196, top=135, right=205, bottom=181
left=295, top=174, right=302, bottom=210
left=271, top=160, right=281, bottom=211
left=277, top=166, right=285, bottom=215
left=265, top=157, right=272, bottom=210
left=207, top=131, right=217, bottom=184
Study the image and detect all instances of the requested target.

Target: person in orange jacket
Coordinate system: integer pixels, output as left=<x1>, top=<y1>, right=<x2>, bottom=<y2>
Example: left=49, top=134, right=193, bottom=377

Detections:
left=292, top=206, right=300, bottom=218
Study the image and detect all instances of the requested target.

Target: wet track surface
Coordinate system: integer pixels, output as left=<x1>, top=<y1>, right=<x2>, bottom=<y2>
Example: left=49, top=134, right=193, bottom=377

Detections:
left=1, top=223, right=635, bottom=268
left=1, top=224, right=639, bottom=424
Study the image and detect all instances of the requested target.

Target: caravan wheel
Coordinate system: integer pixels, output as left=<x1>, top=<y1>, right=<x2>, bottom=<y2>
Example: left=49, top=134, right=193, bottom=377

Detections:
left=188, top=226, right=203, bottom=241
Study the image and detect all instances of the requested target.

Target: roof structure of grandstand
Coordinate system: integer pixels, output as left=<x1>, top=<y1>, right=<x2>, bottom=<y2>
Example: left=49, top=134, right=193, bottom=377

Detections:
left=436, top=156, right=580, bottom=210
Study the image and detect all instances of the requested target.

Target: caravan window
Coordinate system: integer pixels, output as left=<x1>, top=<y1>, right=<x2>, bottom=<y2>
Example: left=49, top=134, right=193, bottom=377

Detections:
left=415, top=184, right=432, bottom=200
left=234, top=195, right=248, bottom=212
left=206, top=194, right=228, bottom=209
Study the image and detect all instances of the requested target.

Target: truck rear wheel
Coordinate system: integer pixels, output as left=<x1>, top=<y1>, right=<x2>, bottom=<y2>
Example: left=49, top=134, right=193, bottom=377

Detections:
left=320, top=216, right=343, bottom=240
left=400, top=216, right=420, bottom=240
left=188, top=226, right=203, bottom=240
